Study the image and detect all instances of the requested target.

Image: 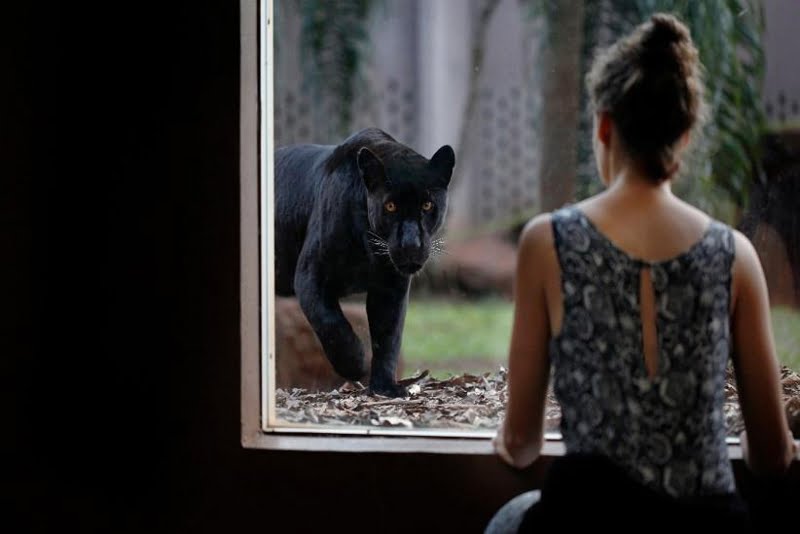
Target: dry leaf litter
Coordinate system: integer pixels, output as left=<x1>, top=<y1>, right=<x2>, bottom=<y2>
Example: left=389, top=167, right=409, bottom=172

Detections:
left=276, top=366, right=800, bottom=436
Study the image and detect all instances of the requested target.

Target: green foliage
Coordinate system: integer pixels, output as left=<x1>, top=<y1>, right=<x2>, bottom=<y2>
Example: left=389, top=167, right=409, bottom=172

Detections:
left=772, top=307, right=800, bottom=372
left=525, top=0, right=766, bottom=217
left=296, top=0, right=377, bottom=136
left=644, top=0, right=766, bottom=213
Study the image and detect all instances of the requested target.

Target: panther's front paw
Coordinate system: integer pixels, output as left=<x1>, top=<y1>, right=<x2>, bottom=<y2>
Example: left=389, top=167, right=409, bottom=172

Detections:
left=368, top=380, right=408, bottom=398
left=330, top=350, right=368, bottom=382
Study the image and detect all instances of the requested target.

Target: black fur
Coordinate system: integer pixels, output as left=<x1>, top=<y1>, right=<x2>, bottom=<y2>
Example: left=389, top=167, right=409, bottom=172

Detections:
left=275, top=128, right=455, bottom=397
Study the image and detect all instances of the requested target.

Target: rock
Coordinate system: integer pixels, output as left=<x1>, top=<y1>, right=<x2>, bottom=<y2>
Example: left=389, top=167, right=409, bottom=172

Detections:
left=751, top=222, right=799, bottom=308
left=274, top=297, right=404, bottom=391
left=432, top=234, right=517, bottom=297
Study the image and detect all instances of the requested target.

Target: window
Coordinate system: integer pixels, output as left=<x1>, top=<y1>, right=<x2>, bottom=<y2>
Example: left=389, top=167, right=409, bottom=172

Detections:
left=242, top=0, right=800, bottom=453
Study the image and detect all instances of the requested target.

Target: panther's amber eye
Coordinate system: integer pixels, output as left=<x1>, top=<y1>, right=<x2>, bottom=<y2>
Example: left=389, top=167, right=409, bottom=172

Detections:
left=422, top=201, right=433, bottom=212
left=384, top=201, right=397, bottom=212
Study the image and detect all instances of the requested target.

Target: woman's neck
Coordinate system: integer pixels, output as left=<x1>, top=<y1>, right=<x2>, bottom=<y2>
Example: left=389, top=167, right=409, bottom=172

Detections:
left=605, top=166, right=673, bottom=199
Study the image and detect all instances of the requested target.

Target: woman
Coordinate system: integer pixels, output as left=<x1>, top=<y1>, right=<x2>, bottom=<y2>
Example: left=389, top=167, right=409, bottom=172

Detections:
left=487, top=13, right=797, bottom=532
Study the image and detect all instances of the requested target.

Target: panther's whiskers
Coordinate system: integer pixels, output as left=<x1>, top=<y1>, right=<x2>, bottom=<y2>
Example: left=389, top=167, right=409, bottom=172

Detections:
left=366, top=231, right=390, bottom=257
left=430, top=237, right=448, bottom=257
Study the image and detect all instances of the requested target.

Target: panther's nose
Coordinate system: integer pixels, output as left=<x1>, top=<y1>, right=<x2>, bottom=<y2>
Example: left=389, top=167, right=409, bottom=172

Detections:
left=399, top=243, right=425, bottom=259
left=399, top=242, right=426, bottom=264
left=394, top=222, right=427, bottom=274
left=399, top=221, right=421, bottom=251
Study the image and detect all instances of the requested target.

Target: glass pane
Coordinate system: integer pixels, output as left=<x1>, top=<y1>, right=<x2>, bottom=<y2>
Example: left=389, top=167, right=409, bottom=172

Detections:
left=267, top=0, right=800, bottom=439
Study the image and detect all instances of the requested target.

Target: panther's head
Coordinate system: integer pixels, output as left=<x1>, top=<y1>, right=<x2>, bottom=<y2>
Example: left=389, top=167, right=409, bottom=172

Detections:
left=358, top=144, right=455, bottom=276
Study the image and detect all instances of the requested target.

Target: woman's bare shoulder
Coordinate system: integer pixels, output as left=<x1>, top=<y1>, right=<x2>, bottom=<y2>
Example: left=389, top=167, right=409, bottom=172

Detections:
left=730, top=228, right=763, bottom=290
left=731, top=228, right=758, bottom=259
left=518, top=212, right=554, bottom=252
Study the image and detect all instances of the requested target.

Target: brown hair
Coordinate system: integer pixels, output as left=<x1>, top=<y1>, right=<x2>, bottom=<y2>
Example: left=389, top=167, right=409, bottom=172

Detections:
left=586, top=13, right=705, bottom=182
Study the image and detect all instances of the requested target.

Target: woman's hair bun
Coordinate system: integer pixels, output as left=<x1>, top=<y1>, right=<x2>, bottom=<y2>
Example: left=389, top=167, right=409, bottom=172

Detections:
left=642, top=13, right=690, bottom=51
left=586, top=12, right=705, bottom=182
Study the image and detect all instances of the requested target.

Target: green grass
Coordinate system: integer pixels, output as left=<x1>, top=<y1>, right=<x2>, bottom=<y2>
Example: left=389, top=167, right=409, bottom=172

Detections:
left=401, top=299, right=800, bottom=375
left=402, top=299, right=512, bottom=373
left=772, top=307, right=800, bottom=371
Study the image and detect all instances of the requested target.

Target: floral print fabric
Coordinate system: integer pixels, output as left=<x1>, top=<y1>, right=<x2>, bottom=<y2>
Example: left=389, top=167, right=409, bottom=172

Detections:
left=550, top=206, right=736, bottom=497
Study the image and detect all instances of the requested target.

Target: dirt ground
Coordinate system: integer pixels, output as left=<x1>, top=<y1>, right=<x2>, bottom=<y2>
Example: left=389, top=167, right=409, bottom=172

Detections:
left=276, top=366, right=800, bottom=437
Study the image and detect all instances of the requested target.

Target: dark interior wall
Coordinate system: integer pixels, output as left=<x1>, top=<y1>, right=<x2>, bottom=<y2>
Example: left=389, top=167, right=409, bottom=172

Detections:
left=3, top=3, right=541, bottom=532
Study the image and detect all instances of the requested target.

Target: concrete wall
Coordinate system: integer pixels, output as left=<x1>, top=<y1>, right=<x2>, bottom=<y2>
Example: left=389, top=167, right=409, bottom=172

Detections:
left=764, top=0, right=800, bottom=129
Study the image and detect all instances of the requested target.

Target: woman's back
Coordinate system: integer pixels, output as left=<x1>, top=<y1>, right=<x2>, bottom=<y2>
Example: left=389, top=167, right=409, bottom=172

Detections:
left=577, top=185, right=714, bottom=267
left=549, top=201, right=735, bottom=497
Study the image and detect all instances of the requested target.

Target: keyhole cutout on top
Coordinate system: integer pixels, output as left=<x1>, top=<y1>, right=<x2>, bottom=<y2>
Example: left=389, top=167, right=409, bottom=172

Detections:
left=639, top=266, right=659, bottom=379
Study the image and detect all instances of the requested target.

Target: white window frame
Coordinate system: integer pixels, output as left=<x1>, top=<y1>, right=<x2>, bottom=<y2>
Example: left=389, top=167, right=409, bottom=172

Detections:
left=239, top=0, right=742, bottom=457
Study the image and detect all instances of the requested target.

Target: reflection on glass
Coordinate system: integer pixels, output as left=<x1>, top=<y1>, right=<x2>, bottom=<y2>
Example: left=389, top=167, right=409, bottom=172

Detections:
left=269, top=0, right=800, bottom=437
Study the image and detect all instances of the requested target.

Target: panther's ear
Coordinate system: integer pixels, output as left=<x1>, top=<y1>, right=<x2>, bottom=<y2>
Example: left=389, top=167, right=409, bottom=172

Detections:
left=357, top=147, right=387, bottom=193
left=429, top=145, right=455, bottom=187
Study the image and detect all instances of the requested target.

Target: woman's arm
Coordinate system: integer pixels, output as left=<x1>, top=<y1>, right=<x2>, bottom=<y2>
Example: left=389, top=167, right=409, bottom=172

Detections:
left=493, top=214, right=556, bottom=469
left=730, top=230, right=797, bottom=475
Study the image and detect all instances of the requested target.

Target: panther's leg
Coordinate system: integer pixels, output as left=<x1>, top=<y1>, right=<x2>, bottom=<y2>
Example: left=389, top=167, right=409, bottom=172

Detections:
left=366, top=269, right=411, bottom=398
left=294, top=251, right=368, bottom=382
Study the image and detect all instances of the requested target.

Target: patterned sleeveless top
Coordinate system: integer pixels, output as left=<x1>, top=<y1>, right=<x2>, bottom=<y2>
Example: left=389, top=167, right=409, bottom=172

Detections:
left=550, top=206, right=736, bottom=498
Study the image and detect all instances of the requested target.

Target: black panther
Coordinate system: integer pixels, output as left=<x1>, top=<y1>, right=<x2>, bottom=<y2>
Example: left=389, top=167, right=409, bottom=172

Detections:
left=275, top=128, right=455, bottom=397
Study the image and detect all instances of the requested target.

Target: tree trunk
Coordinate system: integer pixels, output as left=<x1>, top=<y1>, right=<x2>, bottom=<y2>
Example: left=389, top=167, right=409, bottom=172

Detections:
left=453, top=0, right=503, bottom=175
left=538, top=0, right=584, bottom=212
